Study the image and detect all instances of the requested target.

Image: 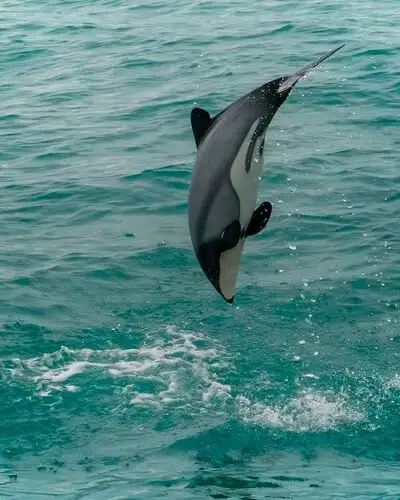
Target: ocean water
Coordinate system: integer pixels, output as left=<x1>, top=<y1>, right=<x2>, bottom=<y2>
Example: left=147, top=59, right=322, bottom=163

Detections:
left=0, top=0, right=399, bottom=498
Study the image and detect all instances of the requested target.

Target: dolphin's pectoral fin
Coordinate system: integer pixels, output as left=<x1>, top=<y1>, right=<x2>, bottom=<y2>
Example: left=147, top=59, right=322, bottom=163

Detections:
left=190, top=107, right=213, bottom=148
left=245, top=202, right=273, bottom=237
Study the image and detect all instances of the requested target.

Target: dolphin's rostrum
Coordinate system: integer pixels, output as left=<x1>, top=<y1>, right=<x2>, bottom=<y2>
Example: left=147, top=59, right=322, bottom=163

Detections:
left=188, top=44, right=345, bottom=303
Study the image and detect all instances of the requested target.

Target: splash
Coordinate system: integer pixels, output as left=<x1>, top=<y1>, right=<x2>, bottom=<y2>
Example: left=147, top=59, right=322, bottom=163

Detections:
left=236, top=389, right=364, bottom=432
left=1, top=325, right=232, bottom=409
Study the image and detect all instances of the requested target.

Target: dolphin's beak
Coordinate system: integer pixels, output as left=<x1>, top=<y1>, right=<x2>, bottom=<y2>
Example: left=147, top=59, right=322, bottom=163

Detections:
left=218, top=239, right=245, bottom=304
left=197, top=239, right=245, bottom=304
left=278, top=44, right=345, bottom=93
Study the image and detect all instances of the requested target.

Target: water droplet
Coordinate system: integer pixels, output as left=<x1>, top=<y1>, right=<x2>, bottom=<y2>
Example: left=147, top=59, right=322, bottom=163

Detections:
left=289, top=244, right=297, bottom=250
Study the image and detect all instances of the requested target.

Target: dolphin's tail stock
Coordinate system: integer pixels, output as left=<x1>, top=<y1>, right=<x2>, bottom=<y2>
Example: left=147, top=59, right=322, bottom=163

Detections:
left=278, top=44, right=345, bottom=93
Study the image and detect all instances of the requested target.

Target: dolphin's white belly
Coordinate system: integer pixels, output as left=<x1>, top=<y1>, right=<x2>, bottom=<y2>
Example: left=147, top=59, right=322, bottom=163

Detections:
left=218, top=119, right=266, bottom=301
left=229, top=119, right=265, bottom=229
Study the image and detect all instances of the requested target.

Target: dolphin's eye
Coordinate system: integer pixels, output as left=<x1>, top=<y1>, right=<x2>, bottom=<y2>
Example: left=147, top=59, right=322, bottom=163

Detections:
left=220, top=220, right=241, bottom=251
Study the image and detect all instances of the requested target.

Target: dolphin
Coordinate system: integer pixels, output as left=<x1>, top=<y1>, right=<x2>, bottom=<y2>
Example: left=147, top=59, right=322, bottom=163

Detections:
left=188, top=44, right=344, bottom=303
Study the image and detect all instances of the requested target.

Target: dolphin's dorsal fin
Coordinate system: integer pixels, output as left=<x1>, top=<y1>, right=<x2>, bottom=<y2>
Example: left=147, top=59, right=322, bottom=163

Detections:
left=190, top=107, right=213, bottom=148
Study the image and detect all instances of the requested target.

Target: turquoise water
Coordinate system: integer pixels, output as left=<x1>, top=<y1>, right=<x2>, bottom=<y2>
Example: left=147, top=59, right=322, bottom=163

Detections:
left=0, top=0, right=399, bottom=497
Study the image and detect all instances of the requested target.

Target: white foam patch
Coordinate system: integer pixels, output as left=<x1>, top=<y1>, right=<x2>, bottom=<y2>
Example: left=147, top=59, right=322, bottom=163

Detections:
left=1, top=325, right=232, bottom=409
left=386, top=374, right=400, bottom=389
left=236, top=389, right=364, bottom=432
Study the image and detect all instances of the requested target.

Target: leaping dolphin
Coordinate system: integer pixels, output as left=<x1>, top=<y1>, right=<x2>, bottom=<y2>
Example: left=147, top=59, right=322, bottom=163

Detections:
left=188, top=44, right=344, bottom=303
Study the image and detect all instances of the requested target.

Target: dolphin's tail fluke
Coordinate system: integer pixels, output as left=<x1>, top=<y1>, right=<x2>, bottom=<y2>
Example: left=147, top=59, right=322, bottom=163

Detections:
left=278, top=44, right=345, bottom=93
